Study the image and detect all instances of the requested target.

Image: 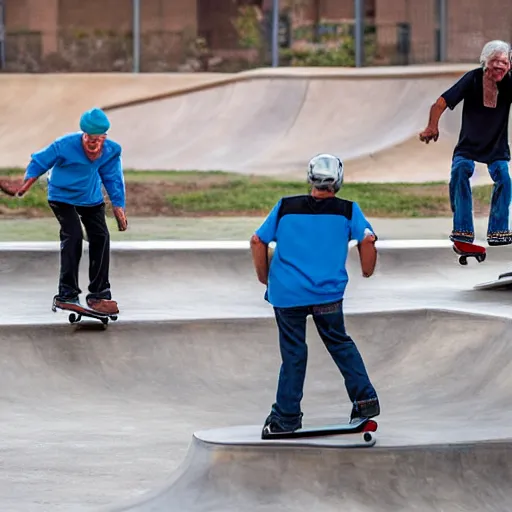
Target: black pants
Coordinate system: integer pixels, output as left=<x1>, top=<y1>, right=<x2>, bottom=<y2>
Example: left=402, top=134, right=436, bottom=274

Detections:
left=49, top=201, right=112, bottom=301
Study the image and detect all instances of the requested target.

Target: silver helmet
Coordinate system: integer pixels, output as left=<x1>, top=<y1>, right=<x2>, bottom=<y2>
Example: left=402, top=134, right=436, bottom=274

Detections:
left=307, top=153, right=344, bottom=192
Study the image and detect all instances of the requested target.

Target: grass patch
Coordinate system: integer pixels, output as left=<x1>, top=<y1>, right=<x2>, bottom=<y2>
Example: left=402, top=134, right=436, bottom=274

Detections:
left=0, top=168, right=494, bottom=218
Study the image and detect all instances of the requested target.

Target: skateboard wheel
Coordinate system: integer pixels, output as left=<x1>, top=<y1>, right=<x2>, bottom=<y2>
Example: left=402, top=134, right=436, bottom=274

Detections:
left=68, top=313, right=77, bottom=323
left=363, top=432, right=374, bottom=443
left=111, top=315, right=118, bottom=322
left=459, top=256, right=467, bottom=265
left=101, top=318, right=109, bottom=325
left=477, top=254, right=486, bottom=263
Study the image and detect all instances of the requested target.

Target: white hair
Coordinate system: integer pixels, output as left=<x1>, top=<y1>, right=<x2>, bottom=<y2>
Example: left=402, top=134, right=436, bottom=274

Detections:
left=480, top=40, right=511, bottom=68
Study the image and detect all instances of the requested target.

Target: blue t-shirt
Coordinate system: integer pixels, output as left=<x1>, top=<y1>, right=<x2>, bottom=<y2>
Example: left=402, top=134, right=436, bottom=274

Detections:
left=255, top=195, right=375, bottom=308
left=441, top=67, right=512, bottom=164
left=25, top=132, right=126, bottom=208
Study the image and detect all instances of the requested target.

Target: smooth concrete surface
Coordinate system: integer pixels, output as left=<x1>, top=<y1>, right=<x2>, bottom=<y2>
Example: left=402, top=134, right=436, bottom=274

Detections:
left=3, top=309, right=512, bottom=511
left=2, top=240, right=512, bottom=326
left=3, top=63, right=512, bottom=512
left=112, top=436, right=512, bottom=512
left=2, top=241, right=512, bottom=511
left=0, top=66, right=499, bottom=184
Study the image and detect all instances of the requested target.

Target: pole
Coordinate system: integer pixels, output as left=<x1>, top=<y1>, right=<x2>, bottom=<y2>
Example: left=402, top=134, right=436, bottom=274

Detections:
left=271, top=0, right=279, bottom=67
left=354, top=0, right=364, bottom=67
left=133, top=0, right=140, bottom=73
left=0, top=0, right=5, bottom=70
left=438, top=0, right=447, bottom=62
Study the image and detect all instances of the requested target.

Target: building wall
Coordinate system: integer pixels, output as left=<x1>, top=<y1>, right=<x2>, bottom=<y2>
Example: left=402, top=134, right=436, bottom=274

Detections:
left=4, top=0, right=511, bottom=64
left=375, top=0, right=512, bottom=64
left=261, top=0, right=353, bottom=21
left=58, top=0, right=197, bottom=33
left=5, top=0, right=58, bottom=53
left=375, top=0, right=437, bottom=64
left=198, top=0, right=240, bottom=49
left=446, top=0, right=512, bottom=62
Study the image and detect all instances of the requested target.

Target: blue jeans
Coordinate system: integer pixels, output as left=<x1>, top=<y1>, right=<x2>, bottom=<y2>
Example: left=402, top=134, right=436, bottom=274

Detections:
left=267, top=299, right=379, bottom=430
left=449, top=156, right=512, bottom=244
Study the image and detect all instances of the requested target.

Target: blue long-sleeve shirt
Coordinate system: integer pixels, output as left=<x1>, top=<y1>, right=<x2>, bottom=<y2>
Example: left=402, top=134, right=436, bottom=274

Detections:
left=25, top=132, right=126, bottom=208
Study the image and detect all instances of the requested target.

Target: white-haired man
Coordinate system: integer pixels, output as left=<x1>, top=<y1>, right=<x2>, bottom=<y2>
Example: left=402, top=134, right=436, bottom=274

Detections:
left=419, top=40, right=512, bottom=246
left=250, top=154, right=380, bottom=438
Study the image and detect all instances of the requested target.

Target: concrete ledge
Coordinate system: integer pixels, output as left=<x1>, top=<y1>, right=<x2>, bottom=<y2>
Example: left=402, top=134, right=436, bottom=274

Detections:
left=0, top=240, right=250, bottom=251
left=103, top=64, right=475, bottom=111
left=0, top=239, right=453, bottom=252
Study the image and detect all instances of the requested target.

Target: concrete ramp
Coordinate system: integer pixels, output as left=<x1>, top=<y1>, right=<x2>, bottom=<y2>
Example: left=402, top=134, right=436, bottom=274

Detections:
left=3, top=310, right=512, bottom=510
left=0, top=72, right=227, bottom=168
left=114, top=436, right=512, bottom=512
left=104, top=66, right=502, bottom=183
left=1, top=66, right=502, bottom=183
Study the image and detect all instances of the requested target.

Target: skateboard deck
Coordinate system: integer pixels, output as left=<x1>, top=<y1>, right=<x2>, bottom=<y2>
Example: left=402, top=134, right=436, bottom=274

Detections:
left=261, top=417, right=378, bottom=445
left=51, top=298, right=118, bottom=326
left=474, top=271, right=512, bottom=291
left=452, top=240, right=486, bottom=265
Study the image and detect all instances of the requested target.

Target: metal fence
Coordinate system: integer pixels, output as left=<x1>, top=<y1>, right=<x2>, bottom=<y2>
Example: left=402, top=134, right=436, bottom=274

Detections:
left=1, top=29, right=195, bottom=73
left=0, top=0, right=511, bottom=73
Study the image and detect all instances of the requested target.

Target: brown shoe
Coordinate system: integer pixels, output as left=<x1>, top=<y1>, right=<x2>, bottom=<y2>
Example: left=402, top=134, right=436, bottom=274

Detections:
left=87, top=298, right=119, bottom=315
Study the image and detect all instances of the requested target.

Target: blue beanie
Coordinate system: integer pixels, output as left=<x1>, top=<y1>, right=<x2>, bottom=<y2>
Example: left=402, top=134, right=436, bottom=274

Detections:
left=79, top=108, right=110, bottom=135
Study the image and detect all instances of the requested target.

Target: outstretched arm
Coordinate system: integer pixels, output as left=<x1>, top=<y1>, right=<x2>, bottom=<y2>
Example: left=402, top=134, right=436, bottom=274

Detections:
left=420, top=71, right=473, bottom=144
left=0, top=143, right=59, bottom=197
left=419, top=96, right=447, bottom=143
left=0, top=175, right=37, bottom=197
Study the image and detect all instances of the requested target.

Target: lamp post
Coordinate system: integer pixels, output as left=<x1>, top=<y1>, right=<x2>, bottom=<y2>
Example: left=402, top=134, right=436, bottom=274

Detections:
left=271, top=0, right=279, bottom=67
left=354, top=0, right=364, bottom=67
left=133, top=0, right=140, bottom=73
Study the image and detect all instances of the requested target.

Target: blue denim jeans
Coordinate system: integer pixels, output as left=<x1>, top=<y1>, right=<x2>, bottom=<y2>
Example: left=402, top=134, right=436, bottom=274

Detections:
left=449, top=156, right=512, bottom=244
left=267, top=299, right=379, bottom=431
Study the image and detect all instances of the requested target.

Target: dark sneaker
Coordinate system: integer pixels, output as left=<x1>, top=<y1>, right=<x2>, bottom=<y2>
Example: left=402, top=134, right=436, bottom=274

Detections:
left=86, top=298, right=119, bottom=315
left=261, top=414, right=302, bottom=439
left=350, top=397, right=380, bottom=423
left=449, top=231, right=475, bottom=244
left=487, top=231, right=512, bottom=246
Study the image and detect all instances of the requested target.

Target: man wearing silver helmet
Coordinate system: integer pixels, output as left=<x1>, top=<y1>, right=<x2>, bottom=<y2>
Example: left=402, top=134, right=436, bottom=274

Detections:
left=419, top=40, right=512, bottom=246
left=250, top=153, right=380, bottom=438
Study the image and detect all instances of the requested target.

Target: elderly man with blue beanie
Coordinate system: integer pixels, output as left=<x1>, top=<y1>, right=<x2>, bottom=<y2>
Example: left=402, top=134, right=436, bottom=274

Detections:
left=1, top=107, right=127, bottom=316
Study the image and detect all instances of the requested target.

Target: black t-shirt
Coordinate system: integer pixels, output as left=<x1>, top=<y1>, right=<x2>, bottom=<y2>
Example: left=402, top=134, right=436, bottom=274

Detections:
left=441, top=67, right=512, bottom=163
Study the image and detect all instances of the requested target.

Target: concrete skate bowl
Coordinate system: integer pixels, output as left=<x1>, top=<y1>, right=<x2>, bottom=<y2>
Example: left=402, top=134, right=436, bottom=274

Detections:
left=2, top=241, right=512, bottom=325
left=3, top=309, right=512, bottom=511
left=103, top=65, right=504, bottom=184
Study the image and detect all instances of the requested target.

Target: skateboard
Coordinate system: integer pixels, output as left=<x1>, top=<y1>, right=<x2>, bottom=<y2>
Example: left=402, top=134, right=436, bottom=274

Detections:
left=51, top=297, right=118, bottom=326
left=474, top=271, right=512, bottom=291
left=261, top=417, right=378, bottom=444
left=452, top=240, right=486, bottom=265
